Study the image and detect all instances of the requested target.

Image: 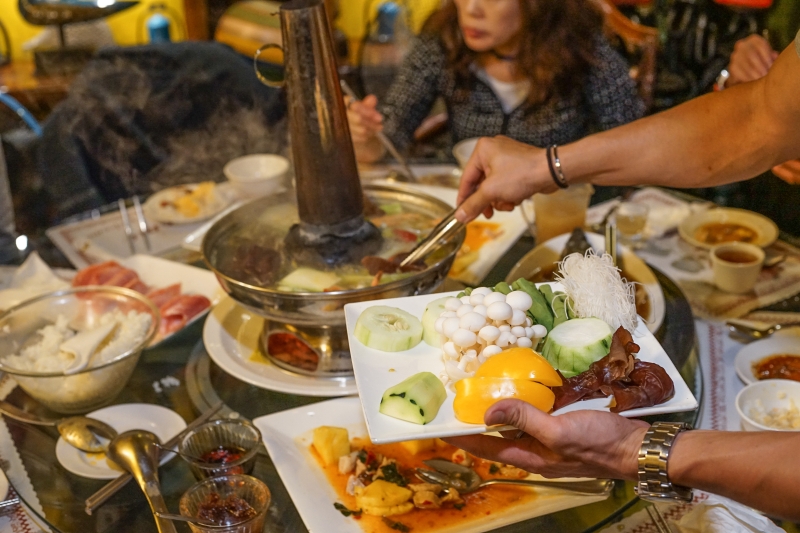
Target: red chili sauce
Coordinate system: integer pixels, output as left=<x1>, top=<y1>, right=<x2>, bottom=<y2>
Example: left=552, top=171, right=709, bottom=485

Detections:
left=753, top=354, right=800, bottom=382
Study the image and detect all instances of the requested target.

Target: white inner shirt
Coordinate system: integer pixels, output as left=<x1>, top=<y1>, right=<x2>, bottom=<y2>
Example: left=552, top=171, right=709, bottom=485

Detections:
left=472, top=64, right=531, bottom=114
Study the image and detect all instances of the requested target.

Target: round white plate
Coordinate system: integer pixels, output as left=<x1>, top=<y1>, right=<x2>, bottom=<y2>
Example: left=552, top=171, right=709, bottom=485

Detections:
left=203, top=297, right=358, bottom=397
left=143, top=182, right=237, bottom=225
left=55, top=403, right=187, bottom=479
left=735, top=336, right=800, bottom=385
left=678, top=207, right=778, bottom=250
left=505, top=232, right=666, bottom=334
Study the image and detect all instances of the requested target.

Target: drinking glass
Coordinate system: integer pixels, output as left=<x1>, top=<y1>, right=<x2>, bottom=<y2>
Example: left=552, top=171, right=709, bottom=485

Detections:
left=614, top=202, right=649, bottom=248
left=522, top=184, right=594, bottom=244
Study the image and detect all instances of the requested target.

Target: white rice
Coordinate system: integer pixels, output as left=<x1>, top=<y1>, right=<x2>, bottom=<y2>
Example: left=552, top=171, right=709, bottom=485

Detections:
left=4, top=309, right=151, bottom=373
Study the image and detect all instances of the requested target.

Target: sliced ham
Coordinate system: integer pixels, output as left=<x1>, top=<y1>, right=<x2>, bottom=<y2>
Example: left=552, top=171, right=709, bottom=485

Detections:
left=157, top=294, right=211, bottom=337
left=72, top=261, right=124, bottom=286
left=146, top=284, right=182, bottom=308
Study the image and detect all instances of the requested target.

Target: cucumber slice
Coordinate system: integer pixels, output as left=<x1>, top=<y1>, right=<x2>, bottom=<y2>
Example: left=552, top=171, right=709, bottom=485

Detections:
left=421, top=297, right=449, bottom=348
left=354, top=306, right=423, bottom=352
left=380, top=372, right=447, bottom=424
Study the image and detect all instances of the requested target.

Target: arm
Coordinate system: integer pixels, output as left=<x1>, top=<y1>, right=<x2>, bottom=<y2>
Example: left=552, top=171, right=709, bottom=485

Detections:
left=456, top=43, right=800, bottom=222
left=583, top=37, right=645, bottom=131
left=444, top=399, right=800, bottom=520
left=379, top=36, right=444, bottom=151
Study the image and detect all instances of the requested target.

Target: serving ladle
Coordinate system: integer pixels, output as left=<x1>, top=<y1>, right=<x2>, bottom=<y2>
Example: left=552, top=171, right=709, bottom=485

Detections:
left=0, top=400, right=117, bottom=453
left=106, top=430, right=177, bottom=533
left=416, top=459, right=614, bottom=496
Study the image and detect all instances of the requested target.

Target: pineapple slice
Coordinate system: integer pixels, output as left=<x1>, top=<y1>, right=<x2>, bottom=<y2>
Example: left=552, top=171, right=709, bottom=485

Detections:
left=400, top=438, right=436, bottom=455
left=355, top=480, right=412, bottom=508
left=312, top=426, right=350, bottom=466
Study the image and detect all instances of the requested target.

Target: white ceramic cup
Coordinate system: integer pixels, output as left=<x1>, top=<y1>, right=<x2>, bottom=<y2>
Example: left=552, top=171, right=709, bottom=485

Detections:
left=735, top=379, right=800, bottom=431
left=223, top=154, right=289, bottom=199
left=452, top=138, right=479, bottom=169
left=710, top=242, right=765, bottom=294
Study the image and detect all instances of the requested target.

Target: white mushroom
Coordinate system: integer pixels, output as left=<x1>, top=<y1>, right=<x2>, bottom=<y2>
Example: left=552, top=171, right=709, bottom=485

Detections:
left=441, top=311, right=457, bottom=318
left=468, top=293, right=485, bottom=306
left=472, top=304, right=488, bottom=316
left=498, top=324, right=511, bottom=333
left=456, top=304, right=474, bottom=317
left=445, top=298, right=462, bottom=312
left=509, top=309, right=527, bottom=326
left=482, top=292, right=507, bottom=306
left=496, top=331, right=511, bottom=348
left=517, top=337, right=533, bottom=348
left=482, top=345, right=502, bottom=358
left=460, top=295, right=471, bottom=304
left=442, top=317, right=461, bottom=338
left=459, top=312, right=487, bottom=332
left=505, top=291, right=533, bottom=312
left=531, top=324, right=548, bottom=338
left=525, top=317, right=533, bottom=327
left=443, top=341, right=458, bottom=358
left=434, top=317, right=446, bottom=334
left=452, top=328, right=477, bottom=348
left=486, top=301, right=513, bottom=322
left=472, top=287, right=493, bottom=296
left=478, top=325, right=501, bottom=343
left=511, top=326, right=526, bottom=338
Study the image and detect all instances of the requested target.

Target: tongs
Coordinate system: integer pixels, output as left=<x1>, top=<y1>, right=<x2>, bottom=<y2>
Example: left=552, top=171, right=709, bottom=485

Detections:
left=398, top=207, right=464, bottom=270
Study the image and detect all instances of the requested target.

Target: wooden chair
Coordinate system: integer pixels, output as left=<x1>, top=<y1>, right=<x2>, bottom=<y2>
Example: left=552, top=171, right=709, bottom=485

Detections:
left=414, top=0, right=660, bottom=143
left=590, top=0, right=660, bottom=111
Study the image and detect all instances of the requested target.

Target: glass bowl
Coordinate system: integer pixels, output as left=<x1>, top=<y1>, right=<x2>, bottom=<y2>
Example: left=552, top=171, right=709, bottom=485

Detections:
left=179, top=419, right=262, bottom=480
left=179, top=474, right=270, bottom=533
left=0, top=286, right=159, bottom=413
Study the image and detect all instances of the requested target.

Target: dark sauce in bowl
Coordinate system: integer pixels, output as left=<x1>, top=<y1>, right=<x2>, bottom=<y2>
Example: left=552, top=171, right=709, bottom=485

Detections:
left=201, top=445, right=247, bottom=465
left=197, top=492, right=257, bottom=525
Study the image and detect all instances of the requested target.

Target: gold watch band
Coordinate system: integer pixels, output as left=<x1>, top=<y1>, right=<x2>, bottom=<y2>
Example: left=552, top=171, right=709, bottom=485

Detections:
left=636, top=421, right=693, bottom=502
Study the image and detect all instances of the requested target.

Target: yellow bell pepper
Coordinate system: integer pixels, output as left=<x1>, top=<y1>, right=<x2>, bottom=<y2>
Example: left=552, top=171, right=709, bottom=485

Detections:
left=453, top=377, right=555, bottom=424
left=474, top=347, right=563, bottom=387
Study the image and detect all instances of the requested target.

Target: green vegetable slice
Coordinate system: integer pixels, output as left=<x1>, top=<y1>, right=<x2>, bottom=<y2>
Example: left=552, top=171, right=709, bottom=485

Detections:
left=354, top=306, right=423, bottom=352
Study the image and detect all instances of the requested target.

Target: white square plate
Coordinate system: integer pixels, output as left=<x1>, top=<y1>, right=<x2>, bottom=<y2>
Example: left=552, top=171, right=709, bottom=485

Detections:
left=344, top=288, right=698, bottom=444
left=254, top=396, right=610, bottom=533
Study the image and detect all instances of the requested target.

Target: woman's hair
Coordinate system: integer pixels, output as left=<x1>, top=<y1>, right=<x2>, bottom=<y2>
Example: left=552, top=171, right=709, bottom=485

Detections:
left=423, top=0, right=605, bottom=106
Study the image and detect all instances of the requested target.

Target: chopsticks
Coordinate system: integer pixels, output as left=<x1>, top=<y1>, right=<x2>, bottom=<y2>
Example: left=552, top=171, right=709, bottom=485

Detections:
left=339, top=80, right=416, bottom=183
left=84, top=400, right=224, bottom=515
left=399, top=207, right=463, bottom=270
left=118, top=196, right=152, bottom=255
left=646, top=504, right=672, bottom=533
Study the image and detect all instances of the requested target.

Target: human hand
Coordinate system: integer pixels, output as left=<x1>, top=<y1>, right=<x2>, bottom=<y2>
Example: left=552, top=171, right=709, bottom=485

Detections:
left=772, top=159, right=800, bottom=184
left=346, top=94, right=384, bottom=145
left=443, top=399, right=649, bottom=480
left=727, top=35, right=778, bottom=87
left=455, top=136, right=556, bottom=223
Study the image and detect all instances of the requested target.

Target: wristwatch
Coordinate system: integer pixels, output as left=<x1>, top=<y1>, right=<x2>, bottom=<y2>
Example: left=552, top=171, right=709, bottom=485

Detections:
left=635, top=421, right=694, bottom=503
left=714, top=68, right=730, bottom=91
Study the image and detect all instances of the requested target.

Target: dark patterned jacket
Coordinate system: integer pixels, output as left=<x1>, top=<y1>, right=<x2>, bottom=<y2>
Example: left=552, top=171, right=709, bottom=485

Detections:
left=381, top=35, right=645, bottom=151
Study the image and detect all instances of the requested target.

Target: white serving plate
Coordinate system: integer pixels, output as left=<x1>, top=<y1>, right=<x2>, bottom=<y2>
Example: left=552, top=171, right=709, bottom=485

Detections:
left=344, top=289, right=698, bottom=444
left=55, top=403, right=186, bottom=479
left=253, top=396, right=609, bottom=533
left=735, top=336, right=800, bottom=385
left=678, top=207, right=778, bottom=250
left=506, top=231, right=666, bottom=334
left=142, top=182, right=237, bottom=225
left=203, top=297, right=358, bottom=396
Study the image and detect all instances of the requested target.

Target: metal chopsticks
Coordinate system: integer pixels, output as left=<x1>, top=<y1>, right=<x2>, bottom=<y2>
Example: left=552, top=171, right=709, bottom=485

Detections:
left=84, top=401, right=224, bottom=515
left=118, top=196, right=152, bottom=255
left=339, top=80, right=417, bottom=183
left=399, top=207, right=463, bottom=270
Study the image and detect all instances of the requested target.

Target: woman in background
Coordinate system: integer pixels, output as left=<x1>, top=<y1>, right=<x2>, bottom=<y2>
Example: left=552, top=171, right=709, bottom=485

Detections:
left=348, top=0, right=645, bottom=163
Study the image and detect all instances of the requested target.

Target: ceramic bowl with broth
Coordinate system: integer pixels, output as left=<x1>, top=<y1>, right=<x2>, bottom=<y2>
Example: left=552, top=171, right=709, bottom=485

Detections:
left=678, top=207, right=778, bottom=249
left=710, top=242, right=765, bottom=294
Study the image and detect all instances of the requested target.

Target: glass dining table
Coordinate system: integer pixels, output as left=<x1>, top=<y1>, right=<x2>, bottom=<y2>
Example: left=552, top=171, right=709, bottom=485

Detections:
left=1, top=232, right=702, bottom=533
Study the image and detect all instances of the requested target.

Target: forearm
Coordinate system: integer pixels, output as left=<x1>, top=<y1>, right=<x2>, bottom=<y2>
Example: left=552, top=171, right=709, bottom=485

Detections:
left=561, top=48, right=800, bottom=189
left=668, top=430, right=800, bottom=520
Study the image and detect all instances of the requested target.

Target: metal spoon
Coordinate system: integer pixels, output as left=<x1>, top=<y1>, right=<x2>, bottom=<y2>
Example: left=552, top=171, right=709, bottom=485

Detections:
left=106, top=430, right=177, bottom=533
left=417, top=459, right=614, bottom=496
left=0, top=401, right=117, bottom=453
left=152, top=443, right=204, bottom=462
left=726, top=320, right=798, bottom=341
left=154, top=512, right=229, bottom=529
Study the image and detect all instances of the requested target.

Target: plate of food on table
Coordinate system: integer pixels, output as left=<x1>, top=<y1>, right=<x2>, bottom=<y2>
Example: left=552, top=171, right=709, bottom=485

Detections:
left=344, top=250, right=697, bottom=444
left=255, top=396, right=611, bottom=533
left=678, top=207, right=779, bottom=249
left=142, top=181, right=238, bottom=225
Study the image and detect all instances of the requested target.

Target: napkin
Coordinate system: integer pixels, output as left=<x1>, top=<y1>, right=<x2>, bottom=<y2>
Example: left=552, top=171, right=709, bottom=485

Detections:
left=0, top=252, right=70, bottom=311
left=673, top=494, right=785, bottom=533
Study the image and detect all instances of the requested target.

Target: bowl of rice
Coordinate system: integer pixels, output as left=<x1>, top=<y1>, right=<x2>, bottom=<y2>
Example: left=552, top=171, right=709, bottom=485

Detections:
left=0, top=286, right=159, bottom=414
left=735, top=379, right=800, bottom=432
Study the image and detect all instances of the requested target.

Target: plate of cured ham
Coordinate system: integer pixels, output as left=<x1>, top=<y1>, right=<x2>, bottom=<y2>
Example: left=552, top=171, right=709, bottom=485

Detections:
left=344, top=289, right=698, bottom=445
left=70, top=255, right=224, bottom=344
